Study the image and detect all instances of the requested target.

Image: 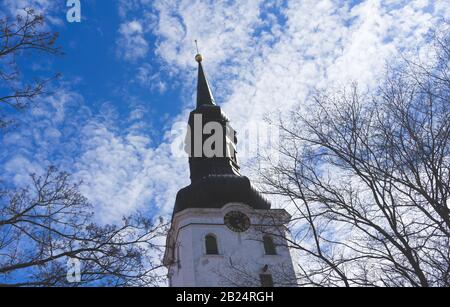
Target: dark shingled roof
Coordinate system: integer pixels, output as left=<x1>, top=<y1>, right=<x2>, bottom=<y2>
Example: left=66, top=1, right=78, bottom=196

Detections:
left=173, top=174, right=271, bottom=215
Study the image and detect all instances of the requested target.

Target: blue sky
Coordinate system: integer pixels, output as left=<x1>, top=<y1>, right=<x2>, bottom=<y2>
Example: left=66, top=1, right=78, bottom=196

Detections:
left=0, top=0, right=448, bottom=224
left=23, top=1, right=181, bottom=142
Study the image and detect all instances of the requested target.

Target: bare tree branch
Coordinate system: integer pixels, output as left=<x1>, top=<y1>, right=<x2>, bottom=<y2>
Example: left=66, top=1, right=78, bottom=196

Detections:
left=0, top=8, right=62, bottom=127
left=258, top=27, right=450, bottom=287
left=0, top=167, right=168, bottom=287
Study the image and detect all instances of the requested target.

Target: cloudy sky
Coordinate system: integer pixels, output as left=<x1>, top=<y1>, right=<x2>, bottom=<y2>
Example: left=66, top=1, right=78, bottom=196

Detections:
left=0, top=0, right=449, bottom=224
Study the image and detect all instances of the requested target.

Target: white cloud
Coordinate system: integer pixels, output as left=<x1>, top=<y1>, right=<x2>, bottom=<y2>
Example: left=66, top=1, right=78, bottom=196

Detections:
left=151, top=0, right=266, bottom=72
left=0, top=87, right=84, bottom=188
left=3, top=0, right=450, bottom=226
left=3, top=155, right=45, bottom=187
left=151, top=1, right=443, bottom=129
left=135, top=64, right=167, bottom=93
left=73, top=119, right=188, bottom=224
left=139, top=0, right=450, bottom=209
left=116, top=20, right=149, bottom=61
left=1, top=85, right=187, bottom=225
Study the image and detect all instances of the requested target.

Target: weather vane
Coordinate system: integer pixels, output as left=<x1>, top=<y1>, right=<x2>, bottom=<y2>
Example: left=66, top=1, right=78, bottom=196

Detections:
left=195, top=40, right=199, bottom=53
left=195, top=40, right=203, bottom=63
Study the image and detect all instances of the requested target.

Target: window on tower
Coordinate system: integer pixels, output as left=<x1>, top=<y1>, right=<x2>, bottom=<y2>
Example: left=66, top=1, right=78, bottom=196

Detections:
left=205, top=234, right=219, bottom=255
left=263, top=235, right=277, bottom=255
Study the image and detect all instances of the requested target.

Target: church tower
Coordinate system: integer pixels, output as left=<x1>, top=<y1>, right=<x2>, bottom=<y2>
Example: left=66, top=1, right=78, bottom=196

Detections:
left=163, top=54, right=297, bottom=287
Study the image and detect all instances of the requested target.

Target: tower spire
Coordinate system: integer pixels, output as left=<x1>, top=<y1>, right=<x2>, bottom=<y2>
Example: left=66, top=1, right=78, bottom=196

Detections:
left=164, top=49, right=297, bottom=289
left=195, top=48, right=215, bottom=107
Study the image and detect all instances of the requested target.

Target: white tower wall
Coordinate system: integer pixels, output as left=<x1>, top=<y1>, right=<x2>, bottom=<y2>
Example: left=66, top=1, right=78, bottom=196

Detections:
left=165, top=203, right=297, bottom=287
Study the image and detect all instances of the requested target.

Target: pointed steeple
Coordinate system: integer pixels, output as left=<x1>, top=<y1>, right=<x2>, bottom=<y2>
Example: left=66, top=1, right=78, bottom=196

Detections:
left=195, top=54, right=215, bottom=107
left=170, top=51, right=272, bottom=217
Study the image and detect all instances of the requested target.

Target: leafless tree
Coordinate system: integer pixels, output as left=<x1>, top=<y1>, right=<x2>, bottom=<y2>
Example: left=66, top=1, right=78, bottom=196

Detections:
left=0, top=167, right=168, bottom=287
left=0, top=8, right=62, bottom=128
left=259, top=29, right=450, bottom=287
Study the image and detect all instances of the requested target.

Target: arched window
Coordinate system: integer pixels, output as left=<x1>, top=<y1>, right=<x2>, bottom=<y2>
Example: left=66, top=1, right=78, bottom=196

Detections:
left=263, top=235, right=277, bottom=255
left=205, top=234, right=219, bottom=255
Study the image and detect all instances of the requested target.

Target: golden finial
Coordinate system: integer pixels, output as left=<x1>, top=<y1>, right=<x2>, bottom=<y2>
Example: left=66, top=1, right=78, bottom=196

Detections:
left=195, top=40, right=203, bottom=63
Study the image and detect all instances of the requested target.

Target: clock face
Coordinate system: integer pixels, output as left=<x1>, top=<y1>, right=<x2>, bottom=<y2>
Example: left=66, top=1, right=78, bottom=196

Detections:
left=224, top=211, right=251, bottom=233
